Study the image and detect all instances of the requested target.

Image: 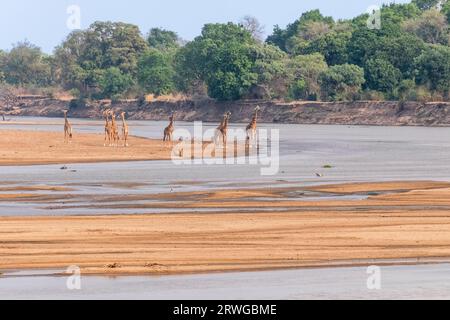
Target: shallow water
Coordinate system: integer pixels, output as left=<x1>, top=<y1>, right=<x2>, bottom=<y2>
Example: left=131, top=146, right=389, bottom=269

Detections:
left=2, top=263, right=450, bottom=300
left=1, top=117, right=450, bottom=216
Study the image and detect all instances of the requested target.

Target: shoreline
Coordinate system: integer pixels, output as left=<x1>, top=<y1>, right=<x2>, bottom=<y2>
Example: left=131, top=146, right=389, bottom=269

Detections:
left=4, top=257, right=450, bottom=278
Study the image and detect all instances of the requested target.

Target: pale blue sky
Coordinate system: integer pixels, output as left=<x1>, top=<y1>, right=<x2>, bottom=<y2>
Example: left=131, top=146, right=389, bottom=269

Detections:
left=0, top=0, right=410, bottom=53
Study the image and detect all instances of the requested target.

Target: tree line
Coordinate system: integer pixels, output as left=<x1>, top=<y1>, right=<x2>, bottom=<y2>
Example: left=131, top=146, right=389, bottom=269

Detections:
left=0, top=0, right=449, bottom=103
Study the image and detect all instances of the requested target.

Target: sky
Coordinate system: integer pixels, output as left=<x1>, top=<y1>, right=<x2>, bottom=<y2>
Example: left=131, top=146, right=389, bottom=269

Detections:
left=0, top=0, right=411, bottom=53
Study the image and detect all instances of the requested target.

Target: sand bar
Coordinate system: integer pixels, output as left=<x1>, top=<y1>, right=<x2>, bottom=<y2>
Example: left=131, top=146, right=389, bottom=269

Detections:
left=1, top=181, right=450, bottom=275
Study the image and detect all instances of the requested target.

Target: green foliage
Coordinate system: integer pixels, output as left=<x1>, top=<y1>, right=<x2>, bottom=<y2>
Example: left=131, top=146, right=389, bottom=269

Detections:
left=412, top=0, right=441, bottom=10
left=305, top=31, right=351, bottom=65
left=147, top=28, right=180, bottom=51
left=319, top=64, right=365, bottom=101
left=177, top=23, right=258, bottom=100
left=1, top=41, right=52, bottom=86
left=251, top=44, right=289, bottom=98
left=98, top=67, right=134, bottom=99
left=287, top=53, right=328, bottom=100
left=137, top=49, right=175, bottom=96
left=267, top=10, right=334, bottom=52
left=442, top=1, right=450, bottom=22
left=365, top=58, right=402, bottom=93
left=414, top=45, right=450, bottom=95
left=54, top=21, right=148, bottom=97
left=397, top=79, right=417, bottom=100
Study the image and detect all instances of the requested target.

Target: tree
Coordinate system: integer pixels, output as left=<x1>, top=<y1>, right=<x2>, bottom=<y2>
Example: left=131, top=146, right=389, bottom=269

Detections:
left=0, top=50, right=5, bottom=83
left=0, top=87, right=17, bottom=110
left=402, top=9, right=449, bottom=44
left=442, top=1, right=450, bottom=22
left=287, top=53, right=328, bottom=100
left=266, top=10, right=334, bottom=52
left=251, top=43, right=289, bottom=98
left=240, top=16, right=265, bottom=42
left=365, top=58, right=402, bottom=93
left=176, top=23, right=258, bottom=101
left=137, top=49, right=175, bottom=96
left=54, top=21, right=148, bottom=96
left=415, top=45, right=450, bottom=95
left=147, top=28, right=180, bottom=51
left=348, top=29, right=426, bottom=78
left=412, top=0, right=441, bottom=10
left=98, top=67, right=134, bottom=99
left=2, top=41, right=52, bottom=86
left=319, top=64, right=365, bottom=101
left=305, top=31, right=351, bottom=65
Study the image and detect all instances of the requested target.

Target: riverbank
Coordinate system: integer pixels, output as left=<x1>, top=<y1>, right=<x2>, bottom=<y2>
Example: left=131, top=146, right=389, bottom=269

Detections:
left=2, top=97, right=450, bottom=126
left=2, top=181, right=450, bottom=276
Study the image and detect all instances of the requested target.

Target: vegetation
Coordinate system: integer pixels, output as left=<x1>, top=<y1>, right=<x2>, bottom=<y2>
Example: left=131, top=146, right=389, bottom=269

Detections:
left=0, top=1, right=449, bottom=102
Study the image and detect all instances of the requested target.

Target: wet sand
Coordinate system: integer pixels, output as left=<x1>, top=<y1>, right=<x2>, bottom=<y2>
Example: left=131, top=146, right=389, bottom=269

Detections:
left=2, top=181, right=450, bottom=275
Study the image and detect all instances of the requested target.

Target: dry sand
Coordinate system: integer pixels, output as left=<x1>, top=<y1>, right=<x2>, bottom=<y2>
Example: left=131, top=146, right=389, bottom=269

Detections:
left=0, top=130, right=175, bottom=166
left=1, top=181, right=450, bottom=275
left=0, top=129, right=231, bottom=166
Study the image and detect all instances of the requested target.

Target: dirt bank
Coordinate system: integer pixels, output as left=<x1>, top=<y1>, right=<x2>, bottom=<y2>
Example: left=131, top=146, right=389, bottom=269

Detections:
left=2, top=97, right=450, bottom=126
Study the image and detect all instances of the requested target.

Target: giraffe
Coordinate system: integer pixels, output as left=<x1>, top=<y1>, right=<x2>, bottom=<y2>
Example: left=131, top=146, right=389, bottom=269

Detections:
left=120, top=111, right=129, bottom=147
left=214, top=112, right=231, bottom=147
left=63, top=110, right=73, bottom=143
left=163, top=113, right=175, bottom=142
left=110, top=110, right=120, bottom=147
left=246, top=106, right=260, bottom=147
left=103, top=109, right=112, bottom=147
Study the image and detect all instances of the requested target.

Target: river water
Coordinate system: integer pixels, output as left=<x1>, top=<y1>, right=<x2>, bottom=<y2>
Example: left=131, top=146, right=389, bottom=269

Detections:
left=1, top=117, right=450, bottom=299
left=2, top=263, right=450, bottom=300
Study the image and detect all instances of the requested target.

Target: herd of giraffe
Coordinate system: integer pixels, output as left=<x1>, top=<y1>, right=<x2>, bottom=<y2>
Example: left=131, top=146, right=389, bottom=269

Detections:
left=62, top=106, right=261, bottom=148
left=102, top=109, right=129, bottom=147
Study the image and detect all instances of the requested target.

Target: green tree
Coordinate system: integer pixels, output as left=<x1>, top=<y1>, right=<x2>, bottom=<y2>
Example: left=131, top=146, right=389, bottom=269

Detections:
left=266, top=10, right=334, bottom=52
left=137, top=49, right=175, bottom=96
left=305, top=31, right=351, bottom=65
left=414, top=45, right=450, bottom=95
left=251, top=43, right=289, bottom=98
left=442, top=1, right=450, bottom=23
left=147, top=28, right=180, bottom=51
left=287, top=53, right=328, bottom=100
left=98, top=67, right=134, bottom=99
left=54, top=22, right=148, bottom=96
left=365, top=58, right=402, bottom=93
left=319, top=64, right=365, bottom=101
left=2, top=41, right=52, bottom=86
left=412, top=0, right=441, bottom=10
left=348, top=30, right=426, bottom=78
left=176, top=23, right=258, bottom=101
